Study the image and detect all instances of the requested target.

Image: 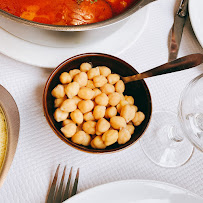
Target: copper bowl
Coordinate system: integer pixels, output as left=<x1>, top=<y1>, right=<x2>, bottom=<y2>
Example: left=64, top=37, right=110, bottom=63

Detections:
left=43, top=53, right=152, bottom=153
left=0, top=0, right=155, bottom=47
left=0, top=0, right=155, bottom=31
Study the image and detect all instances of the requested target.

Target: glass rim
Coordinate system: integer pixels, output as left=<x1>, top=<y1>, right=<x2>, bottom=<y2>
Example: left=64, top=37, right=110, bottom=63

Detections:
left=178, top=73, right=203, bottom=151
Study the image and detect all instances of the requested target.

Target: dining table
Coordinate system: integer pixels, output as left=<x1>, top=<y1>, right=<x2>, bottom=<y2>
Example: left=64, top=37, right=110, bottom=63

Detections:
left=0, top=0, right=202, bottom=202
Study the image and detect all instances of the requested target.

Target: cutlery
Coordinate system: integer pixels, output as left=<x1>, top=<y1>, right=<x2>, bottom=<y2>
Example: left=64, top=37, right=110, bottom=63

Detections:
left=47, top=165, right=79, bottom=203
left=168, top=0, right=189, bottom=62
left=121, top=53, right=203, bottom=83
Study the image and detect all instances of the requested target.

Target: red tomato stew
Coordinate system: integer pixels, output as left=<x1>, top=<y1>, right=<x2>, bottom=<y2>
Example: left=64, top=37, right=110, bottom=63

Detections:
left=0, top=0, right=140, bottom=25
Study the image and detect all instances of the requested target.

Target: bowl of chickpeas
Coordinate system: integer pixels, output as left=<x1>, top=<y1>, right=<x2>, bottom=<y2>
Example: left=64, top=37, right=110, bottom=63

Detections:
left=43, top=53, right=152, bottom=153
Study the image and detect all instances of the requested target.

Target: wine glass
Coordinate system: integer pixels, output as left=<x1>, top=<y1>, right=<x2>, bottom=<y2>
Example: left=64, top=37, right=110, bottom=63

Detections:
left=140, top=74, right=203, bottom=167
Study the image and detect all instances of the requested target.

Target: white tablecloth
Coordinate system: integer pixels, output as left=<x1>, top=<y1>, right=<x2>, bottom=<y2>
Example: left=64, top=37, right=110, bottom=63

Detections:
left=0, top=0, right=203, bottom=202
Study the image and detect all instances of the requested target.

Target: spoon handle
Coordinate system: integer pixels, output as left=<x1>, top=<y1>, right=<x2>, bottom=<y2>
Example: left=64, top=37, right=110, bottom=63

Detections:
left=122, top=53, right=203, bottom=83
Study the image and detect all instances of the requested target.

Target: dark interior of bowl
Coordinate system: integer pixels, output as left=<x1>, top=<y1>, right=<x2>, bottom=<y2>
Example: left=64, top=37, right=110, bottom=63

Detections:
left=43, top=53, right=152, bottom=153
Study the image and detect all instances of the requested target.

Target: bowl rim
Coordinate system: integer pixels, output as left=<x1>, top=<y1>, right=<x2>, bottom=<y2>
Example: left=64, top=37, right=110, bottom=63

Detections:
left=43, top=53, right=152, bottom=154
left=0, top=85, right=20, bottom=187
left=0, top=0, right=155, bottom=31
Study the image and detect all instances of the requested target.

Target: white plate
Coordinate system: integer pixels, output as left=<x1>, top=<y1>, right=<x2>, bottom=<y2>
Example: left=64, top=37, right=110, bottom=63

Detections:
left=189, top=0, right=203, bottom=48
left=0, top=7, right=149, bottom=68
left=64, top=180, right=203, bottom=203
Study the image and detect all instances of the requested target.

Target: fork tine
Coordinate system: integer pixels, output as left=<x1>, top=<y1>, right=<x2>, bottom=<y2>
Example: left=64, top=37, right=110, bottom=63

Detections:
left=62, top=167, right=72, bottom=201
left=47, top=164, right=60, bottom=203
left=54, top=166, right=66, bottom=203
left=70, top=168, right=79, bottom=197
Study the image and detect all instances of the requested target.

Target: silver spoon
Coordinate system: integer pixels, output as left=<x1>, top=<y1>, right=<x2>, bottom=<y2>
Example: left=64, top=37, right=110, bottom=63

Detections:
left=121, top=53, right=203, bottom=83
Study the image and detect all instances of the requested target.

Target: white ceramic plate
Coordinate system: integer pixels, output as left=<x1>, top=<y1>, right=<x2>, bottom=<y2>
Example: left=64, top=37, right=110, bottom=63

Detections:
left=64, top=180, right=203, bottom=203
left=0, top=6, right=149, bottom=68
left=189, top=0, right=203, bottom=48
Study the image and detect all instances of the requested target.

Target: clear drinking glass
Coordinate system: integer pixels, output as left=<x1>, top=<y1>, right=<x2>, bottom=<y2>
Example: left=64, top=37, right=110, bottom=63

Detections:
left=140, top=74, right=203, bottom=167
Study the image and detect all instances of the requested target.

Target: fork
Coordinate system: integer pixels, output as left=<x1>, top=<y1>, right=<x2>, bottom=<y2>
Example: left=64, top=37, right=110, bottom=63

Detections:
left=46, top=165, right=79, bottom=203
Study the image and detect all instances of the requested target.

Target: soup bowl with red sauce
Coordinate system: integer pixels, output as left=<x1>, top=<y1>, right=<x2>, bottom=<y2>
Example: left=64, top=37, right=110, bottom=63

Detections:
left=0, top=0, right=155, bottom=47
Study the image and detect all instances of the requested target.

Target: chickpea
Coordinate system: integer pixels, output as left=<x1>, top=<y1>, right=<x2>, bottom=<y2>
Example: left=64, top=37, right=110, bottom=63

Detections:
left=91, top=136, right=106, bottom=149
left=116, top=104, right=122, bottom=114
left=71, top=131, right=91, bottom=146
left=59, top=72, right=72, bottom=84
left=110, top=116, right=126, bottom=130
left=73, top=72, right=88, bottom=87
left=83, top=112, right=95, bottom=121
left=102, top=129, right=118, bottom=146
left=125, top=95, right=134, bottom=105
left=64, top=82, right=79, bottom=99
left=120, top=99, right=129, bottom=106
left=115, top=80, right=125, bottom=93
left=91, top=140, right=97, bottom=149
left=86, top=80, right=95, bottom=89
left=96, top=118, right=110, bottom=133
left=95, top=93, right=109, bottom=106
left=51, top=84, right=65, bottom=98
left=126, top=124, right=135, bottom=135
left=132, top=111, right=145, bottom=126
left=92, top=88, right=102, bottom=99
left=69, top=69, right=81, bottom=79
left=78, top=100, right=94, bottom=113
left=54, top=108, right=69, bottom=122
left=78, top=87, right=94, bottom=100
left=60, top=99, right=77, bottom=113
left=82, top=121, right=96, bottom=135
left=119, top=93, right=125, bottom=101
left=61, top=123, right=77, bottom=138
left=118, top=128, right=131, bottom=144
left=120, top=104, right=136, bottom=122
left=62, top=119, right=75, bottom=127
left=80, top=62, right=92, bottom=72
left=54, top=96, right=67, bottom=108
left=93, top=75, right=107, bottom=87
left=108, top=92, right=121, bottom=106
left=87, top=67, right=100, bottom=79
left=72, top=96, right=82, bottom=105
left=105, top=107, right=117, bottom=119
left=117, top=100, right=128, bottom=114
left=96, top=130, right=103, bottom=136
left=131, top=105, right=138, bottom=112
left=99, top=66, right=111, bottom=77
left=70, top=109, right=83, bottom=125
left=93, top=105, right=106, bottom=120
left=107, top=74, right=120, bottom=84
left=100, top=83, right=115, bottom=95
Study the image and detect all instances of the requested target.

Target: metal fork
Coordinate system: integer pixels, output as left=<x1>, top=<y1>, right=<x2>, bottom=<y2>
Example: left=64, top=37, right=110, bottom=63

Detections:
left=46, top=165, right=79, bottom=203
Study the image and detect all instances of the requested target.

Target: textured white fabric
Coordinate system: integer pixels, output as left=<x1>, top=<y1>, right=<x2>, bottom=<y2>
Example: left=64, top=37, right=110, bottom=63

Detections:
left=0, top=0, right=203, bottom=202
